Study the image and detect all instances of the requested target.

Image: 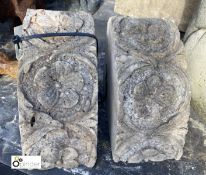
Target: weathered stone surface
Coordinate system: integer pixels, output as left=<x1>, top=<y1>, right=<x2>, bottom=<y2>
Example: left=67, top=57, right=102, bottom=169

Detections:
left=114, top=0, right=200, bottom=32
left=184, top=0, right=206, bottom=123
left=107, top=16, right=190, bottom=163
left=1, top=1, right=206, bottom=174
left=16, top=9, right=98, bottom=169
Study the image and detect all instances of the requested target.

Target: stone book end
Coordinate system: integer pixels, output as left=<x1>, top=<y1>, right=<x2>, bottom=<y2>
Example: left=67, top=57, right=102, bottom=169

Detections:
left=14, top=9, right=192, bottom=170
left=15, top=9, right=98, bottom=169
left=107, top=16, right=190, bottom=163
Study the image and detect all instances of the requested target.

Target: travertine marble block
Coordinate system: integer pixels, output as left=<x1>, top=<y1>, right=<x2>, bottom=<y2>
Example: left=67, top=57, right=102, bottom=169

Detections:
left=16, top=9, right=98, bottom=169
left=107, top=16, right=191, bottom=163
left=184, top=0, right=206, bottom=123
left=114, top=0, right=200, bottom=32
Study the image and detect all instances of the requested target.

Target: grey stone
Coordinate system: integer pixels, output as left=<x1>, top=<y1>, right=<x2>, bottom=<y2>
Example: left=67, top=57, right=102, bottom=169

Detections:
left=184, top=0, right=206, bottom=41
left=80, top=0, right=102, bottom=14
left=114, top=0, right=200, bottom=32
left=107, top=16, right=191, bottom=163
left=15, top=9, right=98, bottom=169
left=184, top=0, right=206, bottom=123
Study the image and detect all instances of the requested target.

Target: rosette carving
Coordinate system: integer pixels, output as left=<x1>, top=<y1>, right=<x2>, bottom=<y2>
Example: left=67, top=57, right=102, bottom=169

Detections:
left=19, top=52, right=97, bottom=121
left=18, top=51, right=98, bottom=169
left=17, top=10, right=98, bottom=169
left=119, top=62, right=189, bottom=131
left=108, top=16, right=190, bottom=163
left=116, top=19, right=180, bottom=59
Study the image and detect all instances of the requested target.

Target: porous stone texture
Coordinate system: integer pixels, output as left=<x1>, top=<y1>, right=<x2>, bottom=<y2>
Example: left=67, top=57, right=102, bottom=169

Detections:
left=16, top=9, right=98, bottom=169
left=184, top=0, right=206, bottom=123
left=114, top=0, right=200, bottom=32
left=107, top=16, right=191, bottom=163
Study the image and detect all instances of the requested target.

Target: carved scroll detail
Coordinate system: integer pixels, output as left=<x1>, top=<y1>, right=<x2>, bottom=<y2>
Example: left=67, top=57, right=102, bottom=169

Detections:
left=17, top=10, right=98, bottom=169
left=108, top=17, right=190, bottom=163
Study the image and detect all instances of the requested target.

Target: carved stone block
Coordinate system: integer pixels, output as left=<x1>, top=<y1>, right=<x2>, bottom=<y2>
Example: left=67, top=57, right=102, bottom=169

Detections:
left=107, top=16, right=191, bottom=163
left=114, top=0, right=200, bottom=32
left=16, top=9, right=98, bottom=169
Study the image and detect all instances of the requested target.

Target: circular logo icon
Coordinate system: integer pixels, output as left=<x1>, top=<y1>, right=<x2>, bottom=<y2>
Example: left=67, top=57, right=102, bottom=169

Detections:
left=12, top=156, right=23, bottom=168
left=12, top=160, right=20, bottom=167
